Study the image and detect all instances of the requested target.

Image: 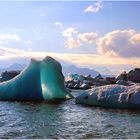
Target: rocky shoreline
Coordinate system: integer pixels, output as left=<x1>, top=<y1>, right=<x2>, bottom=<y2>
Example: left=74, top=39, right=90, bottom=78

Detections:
left=65, top=68, right=140, bottom=90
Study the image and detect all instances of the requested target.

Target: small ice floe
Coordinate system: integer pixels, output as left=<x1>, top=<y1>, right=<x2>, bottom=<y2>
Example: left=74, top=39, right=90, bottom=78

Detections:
left=76, top=84, right=140, bottom=109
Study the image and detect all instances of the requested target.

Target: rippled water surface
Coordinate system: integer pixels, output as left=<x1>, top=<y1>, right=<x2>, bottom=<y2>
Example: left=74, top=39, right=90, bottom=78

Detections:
left=0, top=90, right=140, bottom=139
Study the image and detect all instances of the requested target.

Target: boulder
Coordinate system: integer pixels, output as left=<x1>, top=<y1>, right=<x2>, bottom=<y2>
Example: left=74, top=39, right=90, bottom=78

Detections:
left=105, top=77, right=116, bottom=84
left=127, top=68, right=140, bottom=83
left=95, top=74, right=103, bottom=79
left=0, top=70, right=20, bottom=82
left=116, top=71, right=127, bottom=81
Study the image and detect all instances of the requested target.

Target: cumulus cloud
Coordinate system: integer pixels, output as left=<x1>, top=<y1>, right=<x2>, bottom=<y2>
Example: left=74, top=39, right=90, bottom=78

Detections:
left=63, top=28, right=140, bottom=58
left=62, top=28, right=78, bottom=38
left=54, top=22, right=63, bottom=27
left=63, top=28, right=81, bottom=48
left=62, top=28, right=98, bottom=48
left=97, top=30, right=140, bottom=57
left=84, top=1, right=103, bottom=13
left=78, top=32, right=98, bottom=44
left=64, top=38, right=81, bottom=49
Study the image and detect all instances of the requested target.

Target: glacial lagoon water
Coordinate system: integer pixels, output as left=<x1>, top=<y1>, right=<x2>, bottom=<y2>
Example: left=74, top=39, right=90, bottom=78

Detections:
left=0, top=90, right=140, bottom=139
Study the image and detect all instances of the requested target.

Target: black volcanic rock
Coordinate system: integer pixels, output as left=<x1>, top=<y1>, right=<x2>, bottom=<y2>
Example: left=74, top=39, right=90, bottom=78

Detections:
left=116, top=71, right=127, bottom=81
left=127, top=68, right=140, bottom=83
left=95, top=74, right=103, bottom=79
left=0, top=71, right=21, bottom=82
left=116, top=68, right=140, bottom=83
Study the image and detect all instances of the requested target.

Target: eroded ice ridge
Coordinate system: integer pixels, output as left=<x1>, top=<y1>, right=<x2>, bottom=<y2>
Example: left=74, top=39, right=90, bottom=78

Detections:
left=76, top=84, right=140, bottom=109
left=0, top=56, right=72, bottom=101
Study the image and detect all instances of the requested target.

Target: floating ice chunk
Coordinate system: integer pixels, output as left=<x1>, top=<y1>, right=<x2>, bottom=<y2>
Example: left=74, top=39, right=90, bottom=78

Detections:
left=0, top=56, right=72, bottom=102
left=76, top=84, right=140, bottom=109
left=66, top=73, right=85, bottom=82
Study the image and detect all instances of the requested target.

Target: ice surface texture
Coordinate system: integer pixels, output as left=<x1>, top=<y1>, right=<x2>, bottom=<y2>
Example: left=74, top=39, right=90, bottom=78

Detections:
left=76, top=84, right=140, bottom=109
left=0, top=56, right=72, bottom=101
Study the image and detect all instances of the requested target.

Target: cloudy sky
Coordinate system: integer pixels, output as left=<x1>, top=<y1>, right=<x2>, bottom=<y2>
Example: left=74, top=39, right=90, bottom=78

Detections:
left=0, top=1, right=140, bottom=74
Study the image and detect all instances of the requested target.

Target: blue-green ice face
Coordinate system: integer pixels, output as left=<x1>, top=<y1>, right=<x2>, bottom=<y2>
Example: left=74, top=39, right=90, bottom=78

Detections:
left=40, top=56, right=71, bottom=100
left=0, top=56, right=72, bottom=101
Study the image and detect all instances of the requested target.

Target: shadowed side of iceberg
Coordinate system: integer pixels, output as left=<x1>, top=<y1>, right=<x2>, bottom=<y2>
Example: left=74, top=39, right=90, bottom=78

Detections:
left=0, top=59, right=43, bottom=101
left=0, top=56, right=72, bottom=101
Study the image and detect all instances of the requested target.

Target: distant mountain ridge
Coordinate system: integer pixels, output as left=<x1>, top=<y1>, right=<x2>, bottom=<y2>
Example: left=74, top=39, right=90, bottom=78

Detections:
left=7, top=63, right=26, bottom=71
left=0, top=63, right=26, bottom=74
left=62, top=65, right=99, bottom=77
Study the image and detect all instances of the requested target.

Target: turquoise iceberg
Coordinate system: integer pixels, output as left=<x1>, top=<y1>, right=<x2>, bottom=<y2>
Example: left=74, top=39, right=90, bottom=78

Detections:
left=0, top=56, right=72, bottom=101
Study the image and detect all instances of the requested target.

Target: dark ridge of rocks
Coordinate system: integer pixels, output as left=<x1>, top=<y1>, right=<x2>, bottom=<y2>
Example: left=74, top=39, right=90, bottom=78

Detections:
left=65, top=68, right=140, bottom=90
left=0, top=70, right=21, bottom=82
left=95, top=74, right=103, bottom=79
left=127, top=68, right=140, bottom=83
left=65, top=73, right=116, bottom=90
left=116, top=68, right=140, bottom=83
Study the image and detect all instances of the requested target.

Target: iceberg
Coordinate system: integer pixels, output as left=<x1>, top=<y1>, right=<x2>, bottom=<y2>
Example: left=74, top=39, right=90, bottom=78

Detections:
left=75, top=84, right=140, bottom=109
left=66, top=73, right=85, bottom=82
left=0, top=56, right=72, bottom=101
